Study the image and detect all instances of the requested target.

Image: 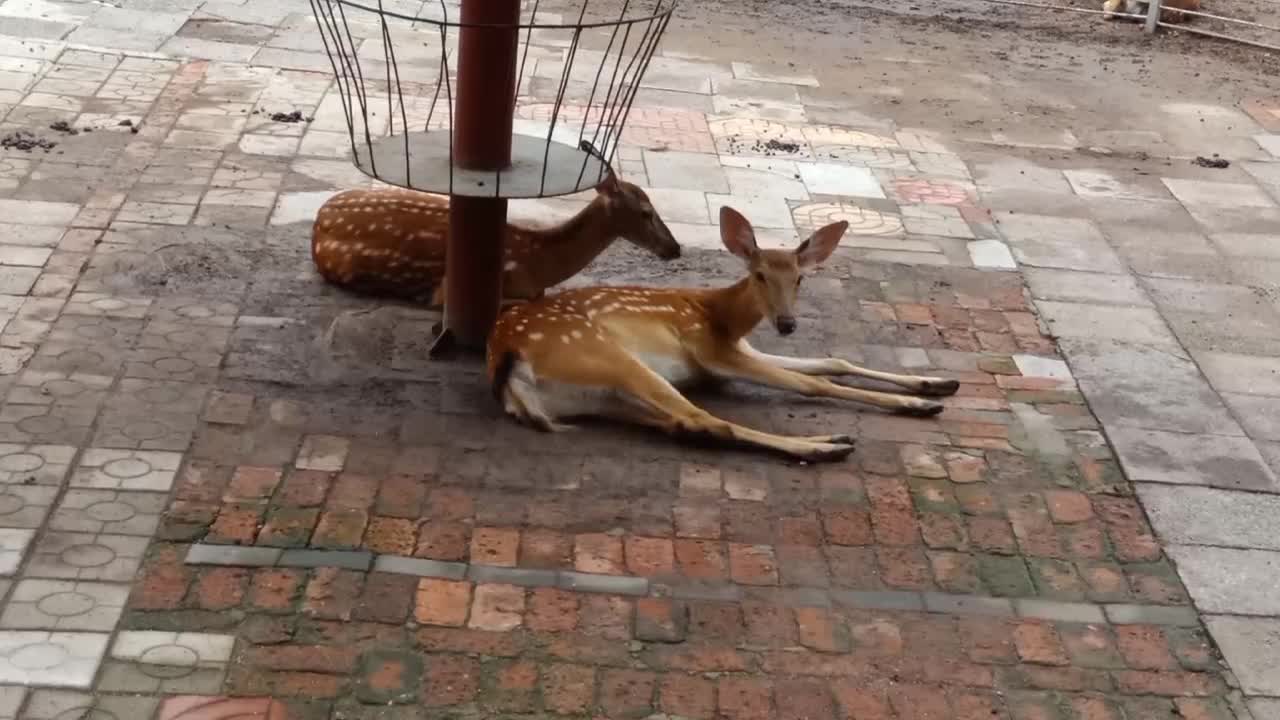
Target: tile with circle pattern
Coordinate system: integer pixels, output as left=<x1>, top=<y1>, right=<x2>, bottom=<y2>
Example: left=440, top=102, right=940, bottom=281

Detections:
left=18, top=689, right=158, bottom=720
left=98, top=631, right=235, bottom=694
left=49, top=489, right=166, bottom=536
left=0, top=485, right=58, bottom=529
left=0, top=631, right=109, bottom=688
left=0, top=445, right=74, bottom=486
left=6, top=371, right=112, bottom=410
left=24, top=532, right=148, bottom=582
left=70, top=449, right=182, bottom=492
left=0, top=579, right=129, bottom=631
left=791, top=201, right=904, bottom=237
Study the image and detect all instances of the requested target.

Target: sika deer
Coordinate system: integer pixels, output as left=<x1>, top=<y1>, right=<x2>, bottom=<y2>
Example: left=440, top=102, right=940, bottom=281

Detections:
left=486, top=206, right=961, bottom=463
left=311, top=170, right=681, bottom=307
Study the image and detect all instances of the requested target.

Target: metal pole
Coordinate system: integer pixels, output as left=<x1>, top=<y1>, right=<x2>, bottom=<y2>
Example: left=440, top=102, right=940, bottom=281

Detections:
left=437, top=0, right=520, bottom=353
left=1145, top=0, right=1163, bottom=32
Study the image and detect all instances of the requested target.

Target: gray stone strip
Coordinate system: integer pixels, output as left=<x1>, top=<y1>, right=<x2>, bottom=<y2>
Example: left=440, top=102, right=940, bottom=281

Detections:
left=182, top=544, right=1198, bottom=626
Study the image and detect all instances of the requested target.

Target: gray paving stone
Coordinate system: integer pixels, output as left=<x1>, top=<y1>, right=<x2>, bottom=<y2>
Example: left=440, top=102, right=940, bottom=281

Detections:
left=0, top=579, right=127, bottom=631
left=994, top=212, right=1125, bottom=273
left=1103, top=602, right=1200, bottom=627
left=1211, top=232, right=1280, bottom=259
left=1138, top=484, right=1280, bottom=551
left=1014, top=598, right=1106, bottom=624
left=1060, top=337, right=1244, bottom=436
left=1164, top=178, right=1276, bottom=209
left=0, top=631, right=108, bottom=688
left=1168, top=545, right=1280, bottom=616
left=184, top=544, right=280, bottom=567
left=1108, top=426, right=1279, bottom=492
left=1249, top=698, right=1280, bottom=718
left=643, top=150, right=729, bottom=193
left=922, top=593, right=1012, bottom=616
left=278, top=549, right=372, bottom=571
left=466, top=564, right=557, bottom=588
left=1205, top=616, right=1280, bottom=696
left=20, top=689, right=159, bottom=720
left=666, top=581, right=743, bottom=603
left=830, top=590, right=924, bottom=611
left=558, top=571, right=648, bottom=597
left=372, top=554, right=466, bottom=580
left=1223, top=393, right=1280, bottom=442
left=0, top=17, right=73, bottom=41
left=1195, top=350, right=1280, bottom=397
left=1035, top=300, right=1177, bottom=346
left=1023, top=268, right=1153, bottom=307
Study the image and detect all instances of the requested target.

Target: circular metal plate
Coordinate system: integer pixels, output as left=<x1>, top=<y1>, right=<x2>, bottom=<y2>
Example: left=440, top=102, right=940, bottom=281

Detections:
left=351, top=132, right=609, bottom=199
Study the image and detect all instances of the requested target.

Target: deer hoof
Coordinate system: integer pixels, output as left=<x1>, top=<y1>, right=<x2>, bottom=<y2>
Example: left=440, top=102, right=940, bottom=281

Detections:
left=918, top=378, right=961, bottom=397
left=898, top=399, right=945, bottom=417
left=803, top=442, right=856, bottom=463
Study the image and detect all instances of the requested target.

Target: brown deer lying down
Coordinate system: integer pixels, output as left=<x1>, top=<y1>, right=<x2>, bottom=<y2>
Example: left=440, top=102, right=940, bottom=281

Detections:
left=1103, top=0, right=1200, bottom=23
left=486, top=206, right=962, bottom=463
left=311, top=170, right=681, bottom=307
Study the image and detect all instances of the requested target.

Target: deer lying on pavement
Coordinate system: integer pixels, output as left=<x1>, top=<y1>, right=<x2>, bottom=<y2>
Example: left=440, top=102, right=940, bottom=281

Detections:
left=311, top=169, right=681, bottom=308
left=486, top=206, right=961, bottom=462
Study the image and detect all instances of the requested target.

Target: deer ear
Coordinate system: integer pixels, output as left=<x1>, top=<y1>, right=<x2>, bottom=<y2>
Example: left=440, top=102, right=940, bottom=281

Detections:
left=719, top=206, right=758, bottom=261
left=594, top=168, right=621, bottom=196
left=795, top=221, right=848, bottom=269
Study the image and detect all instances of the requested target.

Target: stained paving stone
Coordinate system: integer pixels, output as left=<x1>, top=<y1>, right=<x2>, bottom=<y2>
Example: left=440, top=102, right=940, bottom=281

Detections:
left=24, top=532, right=148, bottom=582
left=0, top=579, right=128, bottom=631
left=0, top=444, right=74, bottom=486
left=1204, top=616, right=1280, bottom=696
left=1108, top=426, right=1280, bottom=492
left=1138, top=484, right=1280, bottom=550
left=98, top=631, right=234, bottom=694
left=70, top=448, right=183, bottom=491
left=0, top=631, right=109, bottom=688
left=18, top=690, right=159, bottom=720
left=1168, top=545, right=1280, bottom=616
left=48, top=489, right=166, bottom=535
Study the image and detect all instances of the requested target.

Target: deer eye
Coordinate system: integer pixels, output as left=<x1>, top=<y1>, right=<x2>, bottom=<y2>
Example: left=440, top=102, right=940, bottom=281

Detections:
left=796, top=276, right=803, bottom=287
left=754, top=272, right=766, bottom=283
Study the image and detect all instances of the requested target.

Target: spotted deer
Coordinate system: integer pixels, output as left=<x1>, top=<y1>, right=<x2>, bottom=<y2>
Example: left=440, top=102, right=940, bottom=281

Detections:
left=486, top=206, right=962, bottom=462
left=311, top=170, right=681, bottom=308
left=1103, top=0, right=1199, bottom=22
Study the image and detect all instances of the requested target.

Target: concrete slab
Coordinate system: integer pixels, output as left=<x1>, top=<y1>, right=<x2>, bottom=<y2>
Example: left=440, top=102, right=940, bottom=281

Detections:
left=643, top=150, right=729, bottom=193
left=1223, top=393, right=1280, bottom=442
left=1163, top=178, right=1276, bottom=209
left=1108, top=426, right=1278, bottom=492
left=994, top=213, right=1125, bottom=273
left=1195, top=351, right=1280, bottom=397
left=1023, top=268, right=1153, bottom=307
left=1138, top=483, right=1280, bottom=550
left=1204, top=616, right=1280, bottom=696
left=1035, top=301, right=1177, bottom=346
left=1060, top=337, right=1245, bottom=437
left=1169, top=545, right=1280, bottom=615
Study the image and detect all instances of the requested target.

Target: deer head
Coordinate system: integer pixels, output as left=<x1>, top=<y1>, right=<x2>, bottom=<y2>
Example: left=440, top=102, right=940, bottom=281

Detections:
left=582, top=141, right=680, bottom=261
left=719, top=206, right=849, bottom=336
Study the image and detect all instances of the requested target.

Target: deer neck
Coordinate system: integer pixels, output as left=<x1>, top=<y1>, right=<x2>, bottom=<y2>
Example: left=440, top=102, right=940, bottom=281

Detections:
left=702, top=277, right=764, bottom=341
left=522, top=197, right=617, bottom=289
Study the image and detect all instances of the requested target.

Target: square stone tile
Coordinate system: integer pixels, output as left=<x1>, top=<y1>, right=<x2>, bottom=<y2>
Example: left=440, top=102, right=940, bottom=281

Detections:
left=967, top=239, right=1015, bottom=269
left=705, top=193, right=795, bottom=230
left=0, top=529, right=34, bottom=576
left=0, top=631, right=108, bottom=688
left=1222, top=393, right=1280, bottom=442
left=730, top=62, right=819, bottom=87
left=1108, top=426, right=1278, bottom=492
left=24, top=532, right=147, bottom=582
left=1012, top=355, right=1072, bottom=381
left=296, top=435, right=348, bottom=472
left=0, top=685, right=21, bottom=718
left=1060, top=337, right=1244, bottom=436
left=643, top=150, right=728, bottom=193
left=1023, top=268, right=1153, bottom=307
left=1204, top=616, right=1280, bottom=696
left=1168, top=545, right=1280, bottom=615
left=8, top=371, right=112, bottom=410
left=641, top=188, right=710, bottom=224
left=1195, top=350, right=1280, bottom=396
left=62, top=293, right=151, bottom=319
left=1139, top=484, right=1280, bottom=550
left=797, top=162, right=884, bottom=199
left=1163, top=178, right=1276, bottom=209
left=98, top=631, right=235, bottom=694
left=721, top=157, right=809, bottom=200
left=1063, top=169, right=1175, bottom=202
left=0, top=579, right=128, bottom=631
left=994, top=213, right=1124, bottom=273
left=900, top=204, right=972, bottom=238
left=49, top=489, right=166, bottom=535
left=0, top=485, right=58, bottom=529
left=1211, top=232, right=1280, bottom=259
left=20, top=689, right=158, bottom=720
left=70, top=449, right=182, bottom=491
left=1035, top=301, right=1177, bottom=346
left=0, top=201, right=78, bottom=227
left=1257, top=134, right=1280, bottom=158
left=269, top=190, right=340, bottom=226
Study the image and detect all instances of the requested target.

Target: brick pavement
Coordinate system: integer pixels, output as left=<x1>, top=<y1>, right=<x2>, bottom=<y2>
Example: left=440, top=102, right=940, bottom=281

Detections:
left=0, top=0, right=1277, bottom=717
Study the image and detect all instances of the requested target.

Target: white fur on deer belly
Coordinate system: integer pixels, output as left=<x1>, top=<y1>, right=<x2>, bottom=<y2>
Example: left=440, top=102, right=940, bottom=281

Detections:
left=503, top=360, right=612, bottom=421
left=634, top=351, right=703, bottom=387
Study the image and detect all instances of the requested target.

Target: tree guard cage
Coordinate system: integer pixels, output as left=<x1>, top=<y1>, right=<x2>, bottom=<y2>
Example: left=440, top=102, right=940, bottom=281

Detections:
left=308, top=0, right=678, bottom=353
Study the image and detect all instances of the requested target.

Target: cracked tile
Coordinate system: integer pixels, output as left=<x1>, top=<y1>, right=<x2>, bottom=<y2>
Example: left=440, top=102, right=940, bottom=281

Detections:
left=0, top=444, right=74, bottom=485
left=0, top=579, right=128, bottom=631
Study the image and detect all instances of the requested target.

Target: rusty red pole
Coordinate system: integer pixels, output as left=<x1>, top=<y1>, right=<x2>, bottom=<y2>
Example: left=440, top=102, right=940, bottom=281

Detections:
left=442, top=0, right=521, bottom=351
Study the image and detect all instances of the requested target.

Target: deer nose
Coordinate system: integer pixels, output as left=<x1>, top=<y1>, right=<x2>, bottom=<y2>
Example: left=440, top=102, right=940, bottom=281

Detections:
left=776, top=316, right=796, bottom=335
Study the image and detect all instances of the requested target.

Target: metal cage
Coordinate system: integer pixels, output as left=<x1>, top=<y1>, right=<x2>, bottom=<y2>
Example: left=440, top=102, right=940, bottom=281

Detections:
left=309, top=0, right=678, bottom=199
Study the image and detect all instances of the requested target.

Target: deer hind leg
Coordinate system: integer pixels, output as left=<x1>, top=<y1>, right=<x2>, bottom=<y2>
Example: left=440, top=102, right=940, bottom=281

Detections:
left=607, top=362, right=855, bottom=462
left=738, top=341, right=960, bottom=397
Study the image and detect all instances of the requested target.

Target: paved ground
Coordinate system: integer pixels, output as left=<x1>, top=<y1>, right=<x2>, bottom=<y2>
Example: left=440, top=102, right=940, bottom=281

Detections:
left=0, top=0, right=1278, bottom=718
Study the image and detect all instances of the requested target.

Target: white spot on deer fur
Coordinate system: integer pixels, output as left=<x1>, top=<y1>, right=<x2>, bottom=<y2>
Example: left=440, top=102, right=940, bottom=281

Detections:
left=571, top=330, right=582, bottom=339
left=504, top=261, right=518, bottom=271
left=529, top=332, right=544, bottom=341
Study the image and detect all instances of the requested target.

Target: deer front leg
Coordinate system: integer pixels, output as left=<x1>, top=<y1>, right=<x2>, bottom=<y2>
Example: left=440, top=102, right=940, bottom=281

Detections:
left=705, top=347, right=946, bottom=417
left=611, top=362, right=856, bottom=462
left=737, top=341, right=959, bottom=397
